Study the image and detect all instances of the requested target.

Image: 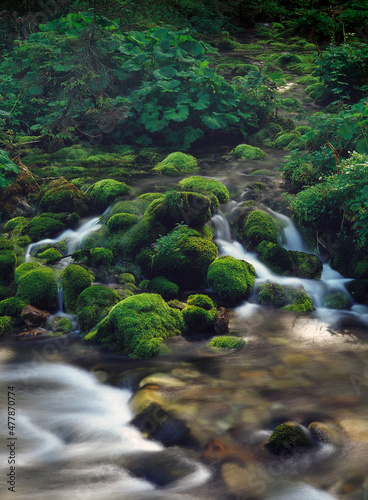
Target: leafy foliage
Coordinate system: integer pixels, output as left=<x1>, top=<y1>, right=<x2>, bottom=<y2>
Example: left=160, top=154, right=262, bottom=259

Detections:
left=0, top=150, right=19, bottom=188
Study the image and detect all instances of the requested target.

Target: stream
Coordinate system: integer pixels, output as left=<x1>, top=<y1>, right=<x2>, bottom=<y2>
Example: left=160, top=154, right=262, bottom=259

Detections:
left=2, top=32, right=368, bottom=500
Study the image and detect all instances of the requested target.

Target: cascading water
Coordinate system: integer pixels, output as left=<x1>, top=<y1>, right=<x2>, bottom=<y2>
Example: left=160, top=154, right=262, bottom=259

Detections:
left=212, top=202, right=368, bottom=325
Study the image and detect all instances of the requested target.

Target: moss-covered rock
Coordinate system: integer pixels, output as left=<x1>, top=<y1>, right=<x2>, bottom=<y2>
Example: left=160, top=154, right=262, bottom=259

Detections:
left=86, top=179, right=131, bottom=213
left=39, top=178, right=89, bottom=216
left=252, top=123, right=283, bottom=147
left=147, top=276, right=179, bottom=300
left=231, top=144, right=267, bottom=160
left=37, top=247, right=64, bottom=263
left=275, top=130, right=301, bottom=149
left=207, top=256, right=255, bottom=307
left=265, top=423, right=313, bottom=455
left=153, top=152, right=198, bottom=176
left=0, top=297, right=26, bottom=317
left=90, top=293, right=186, bottom=358
left=182, top=304, right=218, bottom=332
left=24, top=215, right=66, bottom=242
left=14, top=262, right=41, bottom=284
left=4, top=216, right=28, bottom=232
left=324, top=291, right=350, bottom=310
left=109, top=198, right=151, bottom=218
left=151, top=190, right=212, bottom=230
left=76, top=285, right=121, bottom=332
left=0, top=237, right=13, bottom=250
left=0, top=250, right=17, bottom=283
left=187, top=294, right=215, bottom=310
left=16, top=267, right=58, bottom=311
left=207, top=335, right=245, bottom=349
left=107, top=213, right=139, bottom=232
left=257, top=241, right=322, bottom=279
left=119, top=273, right=136, bottom=285
left=152, top=226, right=218, bottom=290
left=0, top=316, right=12, bottom=335
left=237, top=210, right=278, bottom=250
left=178, top=176, right=229, bottom=204
left=60, top=265, right=93, bottom=313
left=275, top=53, right=303, bottom=68
left=257, top=282, right=313, bottom=313
left=118, top=217, right=165, bottom=257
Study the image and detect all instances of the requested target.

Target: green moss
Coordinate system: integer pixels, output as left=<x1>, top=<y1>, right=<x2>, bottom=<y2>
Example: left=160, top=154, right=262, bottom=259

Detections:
left=257, top=242, right=322, bottom=279
left=152, top=226, right=218, bottom=290
left=77, top=285, right=121, bottom=332
left=275, top=131, right=301, bottom=149
left=37, top=247, right=64, bottom=263
left=147, top=276, right=179, bottom=300
left=265, top=423, right=313, bottom=455
left=0, top=250, right=17, bottom=283
left=17, top=267, right=58, bottom=311
left=14, top=262, right=41, bottom=284
left=138, top=192, right=165, bottom=202
left=182, top=304, right=217, bottom=331
left=275, top=53, right=303, bottom=68
left=207, top=336, right=245, bottom=349
left=107, top=213, right=139, bottom=232
left=39, top=178, right=90, bottom=216
left=296, top=75, right=320, bottom=85
left=207, top=256, right=255, bottom=307
left=324, top=292, right=350, bottom=310
left=151, top=190, right=212, bottom=230
left=24, top=216, right=66, bottom=242
left=0, top=316, right=12, bottom=335
left=305, top=82, right=327, bottom=101
left=178, top=176, right=229, bottom=204
left=277, top=97, right=303, bottom=112
left=187, top=294, right=214, bottom=310
left=58, top=317, right=74, bottom=333
left=60, top=265, right=93, bottom=313
left=0, top=237, right=13, bottom=250
left=119, top=217, right=165, bottom=257
left=0, top=297, right=26, bottom=317
left=89, top=248, right=113, bottom=267
left=257, top=282, right=313, bottom=313
left=109, top=198, right=151, bottom=218
left=13, top=236, right=31, bottom=248
left=239, top=210, right=278, bottom=249
left=295, top=126, right=311, bottom=135
left=52, top=146, right=90, bottom=161
left=119, top=273, right=136, bottom=285
left=93, top=293, right=186, bottom=358
left=86, top=179, right=131, bottom=213
left=231, top=144, right=267, bottom=160
left=249, top=169, right=271, bottom=176
left=153, top=152, right=198, bottom=176
left=252, top=123, right=283, bottom=147
left=4, top=216, right=28, bottom=232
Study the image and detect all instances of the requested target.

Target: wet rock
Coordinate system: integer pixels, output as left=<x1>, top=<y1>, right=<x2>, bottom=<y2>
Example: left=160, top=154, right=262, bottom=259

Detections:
left=308, top=421, right=346, bottom=446
left=221, top=461, right=264, bottom=497
left=131, top=402, right=192, bottom=446
left=214, top=307, right=229, bottom=334
left=202, top=438, right=255, bottom=464
left=264, top=423, right=313, bottom=455
left=18, top=328, right=47, bottom=338
left=21, top=305, right=50, bottom=327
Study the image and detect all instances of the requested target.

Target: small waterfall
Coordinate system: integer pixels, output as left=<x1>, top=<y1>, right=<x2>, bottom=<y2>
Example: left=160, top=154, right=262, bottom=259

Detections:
left=57, top=286, right=64, bottom=312
left=211, top=213, right=232, bottom=241
left=268, top=208, right=305, bottom=252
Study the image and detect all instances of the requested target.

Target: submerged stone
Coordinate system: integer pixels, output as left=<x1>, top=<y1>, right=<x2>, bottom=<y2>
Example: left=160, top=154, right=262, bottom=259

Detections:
left=265, top=423, right=313, bottom=455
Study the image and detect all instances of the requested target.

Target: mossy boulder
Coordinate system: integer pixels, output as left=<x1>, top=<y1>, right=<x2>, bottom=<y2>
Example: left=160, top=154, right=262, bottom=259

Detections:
left=182, top=303, right=218, bottom=332
left=178, top=176, right=230, bottom=204
left=207, top=336, right=245, bottom=350
left=237, top=209, right=278, bottom=250
left=16, top=267, right=58, bottom=311
left=23, top=215, right=66, bottom=242
left=231, top=144, right=267, bottom=160
left=153, top=152, right=198, bottom=176
left=0, top=250, right=17, bottom=283
left=86, top=179, right=131, bottom=213
left=109, top=198, right=151, bottom=218
left=257, top=241, right=322, bottom=279
left=89, top=248, right=113, bottom=267
left=275, top=53, right=303, bottom=68
left=0, top=316, right=12, bottom=335
left=152, top=226, right=218, bottom=290
left=76, top=285, right=121, bottom=333
left=257, top=282, right=313, bottom=313
left=265, top=423, right=313, bottom=455
left=187, top=294, right=215, bottom=310
left=0, top=297, right=26, bottom=317
left=14, top=262, right=41, bottom=284
left=323, top=291, right=350, bottom=310
left=37, top=247, right=64, bottom=263
left=151, top=190, right=212, bottom=230
left=207, top=256, right=255, bottom=307
left=0, top=237, right=13, bottom=250
left=147, top=276, right=179, bottom=300
left=90, top=293, right=186, bottom=358
left=275, top=131, right=301, bottom=149
left=39, top=178, right=89, bottom=216
left=4, top=216, right=28, bottom=232
left=60, top=265, right=93, bottom=313
left=107, top=213, right=139, bottom=232
left=118, top=217, right=165, bottom=257
left=252, top=123, right=283, bottom=147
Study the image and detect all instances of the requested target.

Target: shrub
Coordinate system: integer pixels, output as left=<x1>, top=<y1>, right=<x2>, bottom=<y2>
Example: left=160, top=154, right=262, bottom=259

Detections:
left=207, top=256, right=255, bottom=307
left=265, top=423, right=313, bottom=455
left=231, top=144, right=267, bottom=160
left=17, top=267, right=58, bottom=311
left=60, top=265, right=93, bottom=313
left=0, top=250, right=17, bottom=283
left=153, top=152, right=198, bottom=175
left=91, top=293, right=186, bottom=358
left=0, top=316, right=12, bottom=335
left=86, top=179, right=131, bottom=213
left=0, top=297, right=26, bottom=317
left=178, top=176, right=229, bottom=204
left=207, top=336, right=245, bottom=349
left=147, top=276, right=179, bottom=300
left=76, top=285, right=121, bottom=332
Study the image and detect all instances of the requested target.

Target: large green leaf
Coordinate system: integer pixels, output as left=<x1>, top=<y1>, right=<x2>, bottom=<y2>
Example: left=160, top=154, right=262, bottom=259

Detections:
left=184, top=126, right=204, bottom=144
left=157, top=79, right=181, bottom=92
left=201, top=113, right=228, bottom=130
left=153, top=66, right=178, bottom=79
left=191, top=92, right=210, bottom=110
left=163, top=106, right=189, bottom=122
left=355, top=138, right=368, bottom=154
left=178, top=40, right=205, bottom=58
